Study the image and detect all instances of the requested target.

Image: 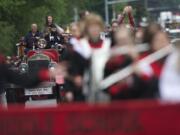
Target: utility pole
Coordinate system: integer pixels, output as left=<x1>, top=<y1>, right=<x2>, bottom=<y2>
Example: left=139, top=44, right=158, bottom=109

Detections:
left=74, top=7, right=78, bottom=22
left=144, top=0, right=148, bottom=10
left=105, top=0, right=109, bottom=25
left=112, top=5, right=116, bottom=20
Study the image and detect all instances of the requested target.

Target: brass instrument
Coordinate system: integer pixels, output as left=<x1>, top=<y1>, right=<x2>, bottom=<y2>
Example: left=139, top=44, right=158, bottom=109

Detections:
left=16, top=38, right=26, bottom=57
left=37, top=38, right=47, bottom=49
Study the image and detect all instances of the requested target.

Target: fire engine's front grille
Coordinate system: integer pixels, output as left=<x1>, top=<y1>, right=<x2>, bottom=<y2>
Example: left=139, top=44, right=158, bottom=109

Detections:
left=28, top=60, right=49, bottom=73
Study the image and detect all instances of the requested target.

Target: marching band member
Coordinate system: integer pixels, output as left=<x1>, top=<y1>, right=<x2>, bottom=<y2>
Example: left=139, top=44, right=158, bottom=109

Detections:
left=160, top=39, right=180, bottom=101
left=105, top=24, right=170, bottom=100
left=78, top=13, right=111, bottom=101
left=63, top=13, right=111, bottom=102
left=105, top=25, right=136, bottom=77
left=133, top=31, right=170, bottom=98
left=80, top=13, right=111, bottom=82
left=104, top=25, right=138, bottom=99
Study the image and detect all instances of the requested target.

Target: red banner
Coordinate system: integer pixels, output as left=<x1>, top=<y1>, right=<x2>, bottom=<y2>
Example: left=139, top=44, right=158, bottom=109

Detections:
left=0, top=100, right=180, bottom=135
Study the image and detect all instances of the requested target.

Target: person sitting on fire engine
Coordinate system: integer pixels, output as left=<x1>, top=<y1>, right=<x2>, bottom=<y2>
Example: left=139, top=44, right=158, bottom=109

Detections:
left=24, top=23, right=43, bottom=52
left=43, top=15, right=64, bottom=48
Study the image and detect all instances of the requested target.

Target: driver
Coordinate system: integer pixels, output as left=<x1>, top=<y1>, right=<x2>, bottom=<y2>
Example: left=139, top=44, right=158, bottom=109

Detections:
left=24, top=23, right=43, bottom=52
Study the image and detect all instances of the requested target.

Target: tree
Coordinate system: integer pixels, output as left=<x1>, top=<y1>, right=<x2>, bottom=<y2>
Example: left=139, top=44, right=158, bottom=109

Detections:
left=0, top=0, right=68, bottom=55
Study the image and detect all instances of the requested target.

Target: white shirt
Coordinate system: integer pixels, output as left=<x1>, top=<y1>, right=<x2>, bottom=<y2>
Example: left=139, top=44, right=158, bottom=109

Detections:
left=160, top=51, right=180, bottom=101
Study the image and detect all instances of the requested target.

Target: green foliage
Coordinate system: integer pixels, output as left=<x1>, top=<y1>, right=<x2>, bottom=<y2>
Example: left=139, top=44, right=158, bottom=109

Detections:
left=0, top=22, right=16, bottom=55
left=3, top=0, right=176, bottom=55
left=0, top=0, right=68, bottom=55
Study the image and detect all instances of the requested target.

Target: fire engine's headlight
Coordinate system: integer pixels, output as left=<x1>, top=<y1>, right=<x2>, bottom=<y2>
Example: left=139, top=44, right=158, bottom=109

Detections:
left=19, top=63, right=28, bottom=73
left=48, top=62, right=57, bottom=71
left=37, top=38, right=47, bottom=49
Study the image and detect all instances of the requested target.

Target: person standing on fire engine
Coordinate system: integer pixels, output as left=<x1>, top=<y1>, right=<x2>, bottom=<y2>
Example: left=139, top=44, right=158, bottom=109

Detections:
left=43, top=15, right=64, bottom=48
left=24, top=23, right=42, bottom=52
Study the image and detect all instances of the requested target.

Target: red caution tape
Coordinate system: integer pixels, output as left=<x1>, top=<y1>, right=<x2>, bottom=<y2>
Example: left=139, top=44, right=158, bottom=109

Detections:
left=0, top=100, right=180, bottom=135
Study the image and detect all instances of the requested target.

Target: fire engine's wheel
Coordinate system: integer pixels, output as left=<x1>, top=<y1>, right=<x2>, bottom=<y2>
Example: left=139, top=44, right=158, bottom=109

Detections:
left=6, top=88, right=26, bottom=105
left=55, top=85, right=65, bottom=103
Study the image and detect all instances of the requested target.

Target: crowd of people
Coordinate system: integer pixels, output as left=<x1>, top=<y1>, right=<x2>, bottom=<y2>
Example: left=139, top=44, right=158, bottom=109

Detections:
left=56, top=6, right=178, bottom=102
left=2, top=5, right=180, bottom=103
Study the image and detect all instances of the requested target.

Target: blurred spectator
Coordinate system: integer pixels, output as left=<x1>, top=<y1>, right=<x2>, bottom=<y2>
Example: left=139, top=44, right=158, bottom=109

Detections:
left=143, top=23, right=162, bottom=44
left=104, top=24, right=111, bottom=38
left=79, top=10, right=90, bottom=20
left=135, top=28, right=145, bottom=44
left=69, top=22, right=84, bottom=56
left=109, top=20, right=119, bottom=47
left=135, top=17, right=149, bottom=44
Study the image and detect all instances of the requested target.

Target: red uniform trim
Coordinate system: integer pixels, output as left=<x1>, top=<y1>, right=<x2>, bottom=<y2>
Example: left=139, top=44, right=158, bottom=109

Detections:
left=89, top=39, right=103, bottom=49
left=109, top=83, right=128, bottom=96
left=106, top=55, right=127, bottom=71
left=151, top=61, right=164, bottom=78
left=128, top=13, right=135, bottom=28
left=118, top=12, right=135, bottom=28
left=138, top=52, right=165, bottom=79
